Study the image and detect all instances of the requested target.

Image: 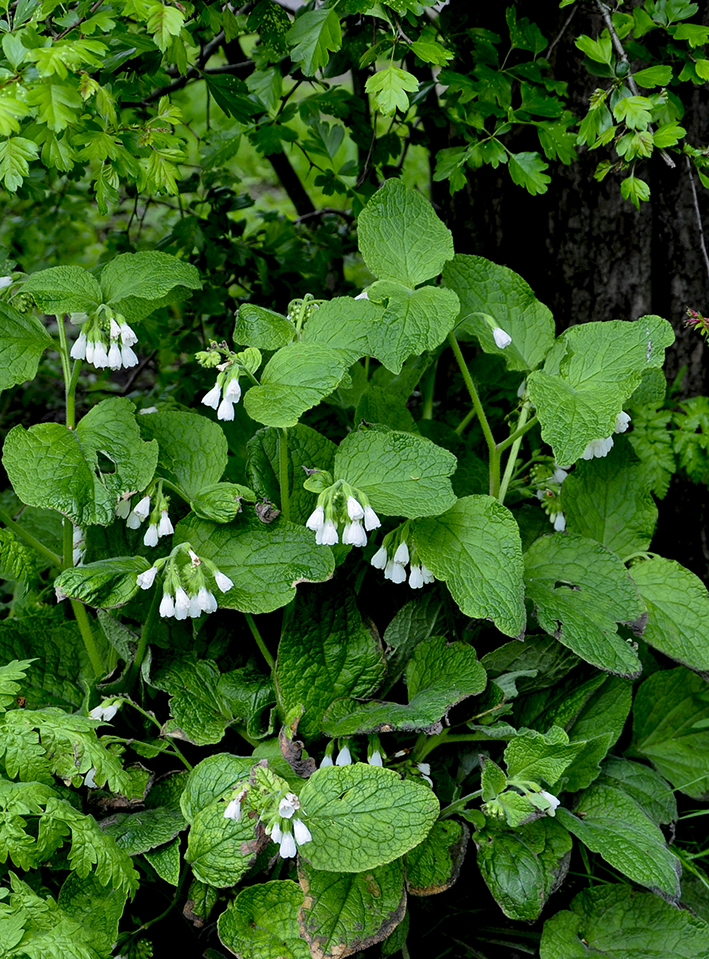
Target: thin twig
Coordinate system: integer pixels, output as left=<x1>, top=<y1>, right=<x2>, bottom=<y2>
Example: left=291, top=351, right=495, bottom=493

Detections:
left=54, top=0, right=105, bottom=40
left=548, top=6, right=578, bottom=60
left=294, top=207, right=354, bottom=224
left=595, top=0, right=675, bottom=168
left=685, top=154, right=709, bottom=285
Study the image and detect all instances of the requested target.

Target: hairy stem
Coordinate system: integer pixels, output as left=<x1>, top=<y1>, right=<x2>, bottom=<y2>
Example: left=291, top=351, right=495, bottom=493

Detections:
left=245, top=612, right=275, bottom=670
left=278, top=428, right=290, bottom=521
left=420, top=358, right=438, bottom=420
left=454, top=406, right=477, bottom=436
left=0, top=507, right=61, bottom=568
left=447, top=332, right=497, bottom=492
left=498, top=402, right=532, bottom=505
left=71, top=599, right=105, bottom=678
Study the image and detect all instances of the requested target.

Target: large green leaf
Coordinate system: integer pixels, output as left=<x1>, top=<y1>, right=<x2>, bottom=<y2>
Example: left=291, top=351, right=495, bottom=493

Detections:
left=358, top=179, right=454, bottom=288
left=186, top=796, right=266, bottom=888
left=629, top=557, right=709, bottom=674
left=22, top=264, right=102, bottom=315
left=301, top=297, right=383, bottom=363
left=218, top=881, right=310, bottom=959
left=175, top=513, right=335, bottom=614
left=298, top=765, right=439, bottom=872
left=540, top=884, right=709, bottom=959
left=99, top=251, right=201, bottom=319
left=287, top=8, right=342, bottom=75
left=276, top=584, right=386, bottom=740
left=597, top=757, right=677, bottom=827
left=244, top=342, right=352, bottom=428
left=562, top=440, right=657, bottom=558
left=55, top=556, right=150, bottom=609
left=138, top=410, right=227, bottom=501
left=247, top=424, right=337, bottom=524
left=476, top=818, right=572, bottom=921
left=524, top=533, right=645, bottom=676
left=100, top=806, right=186, bottom=856
left=234, top=303, right=295, bottom=350
left=0, top=301, right=53, bottom=391
left=633, top=666, right=709, bottom=799
left=413, top=496, right=526, bottom=637
left=527, top=316, right=674, bottom=465
left=334, top=428, right=457, bottom=518
left=57, top=872, right=128, bottom=959
left=442, top=255, right=555, bottom=371
left=298, top=859, right=406, bottom=956
left=405, top=819, right=469, bottom=896
left=181, top=754, right=254, bottom=823
left=504, top=725, right=585, bottom=787
left=322, top=635, right=486, bottom=735
left=557, top=783, right=681, bottom=898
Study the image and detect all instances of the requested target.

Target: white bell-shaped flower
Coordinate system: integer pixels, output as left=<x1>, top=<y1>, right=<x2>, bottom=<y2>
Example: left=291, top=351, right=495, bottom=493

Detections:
left=293, top=818, right=312, bottom=845
left=137, top=566, right=159, bottom=589
left=615, top=411, right=631, bottom=433
left=279, top=833, right=297, bottom=859
left=71, top=332, right=87, bottom=360
left=409, top=565, right=424, bottom=589
left=214, top=569, right=233, bottom=593
left=202, top=383, right=221, bottom=409
left=306, top=505, right=325, bottom=531
left=157, top=510, right=173, bottom=538
left=159, top=592, right=175, bottom=617
left=363, top=506, right=381, bottom=531
left=121, top=344, right=139, bottom=368
left=217, top=397, right=235, bottom=421
left=335, top=745, right=352, bottom=766
left=539, top=789, right=561, bottom=816
left=370, top=546, right=388, bottom=569
left=347, top=495, right=364, bottom=520
left=393, top=542, right=410, bottom=565
left=224, top=798, right=242, bottom=821
left=492, top=327, right=512, bottom=348
left=342, top=521, right=367, bottom=547
left=581, top=436, right=614, bottom=460
left=143, top=524, right=159, bottom=547
left=174, top=587, right=191, bottom=620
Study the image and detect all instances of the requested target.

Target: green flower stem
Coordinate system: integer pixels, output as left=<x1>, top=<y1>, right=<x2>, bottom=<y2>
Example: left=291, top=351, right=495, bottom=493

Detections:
left=119, top=699, right=193, bottom=770
left=447, top=332, right=497, bottom=494
left=420, top=358, right=438, bottom=420
left=55, top=314, right=72, bottom=404
left=278, top=427, right=290, bottom=521
left=132, top=584, right=161, bottom=676
left=439, top=789, right=483, bottom=820
left=0, top=507, right=62, bottom=568
left=245, top=612, right=275, bottom=670
left=71, top=598, right=105, bottom=678
left=495, top=414, right=539, bottom=455
left=65, top=358, right=82, bottom=431
left=498, top=401, right=531, bottom=506
left=454, top=406, right=477, bottom=436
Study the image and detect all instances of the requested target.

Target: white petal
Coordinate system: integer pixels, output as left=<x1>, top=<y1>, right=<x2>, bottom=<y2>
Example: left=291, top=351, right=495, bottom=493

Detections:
left=581, top=436, right=614, bottom=460
left=224, top=376, right=241, bottom=401
left=552, top=512, right=566, bottom=532
left=393, top=541, right=409, bottom=565
left=201, top=383, right=221, bottom=409
left=421, top=565, right=435, bottom=584
left=354, top=290, right=369, bottom=300
left=108, top=341, right=122, bottom=369
left=109, top=318, right=121, bottom=339
left=189, top=594, right=202, bottom=618
left=409, top=565, right=424, bottom=589
left=217, top=397, right=235, bottom=421
left=279, top=795, right=297, bottom=819
left=371, top=546, right=388, bottom=569
left=70, top=332, right=87, bottom=360
left=89, top=705, right=105, bottom=720
left=368, top=750, right=383, bottom=767
left=389, top=562, right=407, bottom=584
left=85, top=340, right=95, bottom=364
left=214, top=570, right=233, bottom=593
left=84, top=767, right=97, bottom=788
left=363, top=506, right=381, bottom=531
left=293, top=819, right=312, bottom=845
left=0, top=275, right=12, bottom=289
left=137, top=566, right=159, bottom=589
left=271, top=822, right=283, bottom=843
left=115, top=499, right=131, bottom=519
left=121, top=344, right=139, bottom=368
left=615, top=411, right=631, bottom=434
left=126, top=511, right=142, bottom=529
left=347, top=495, right=364, bottom=520
left=143, top=524, right=159, bottom=547
left=159, top=592, right=175, bottom=617
left=342, top=522, right=357, bottom=545
left=306, top=505, right=325, bottom=531
left=320, top=755, right=334, bottom=768
left=93, top=341, right=109, bottom=368
left=279, top=833, right=297, bottom=858
left=551, top=467, right=568, bottom=484
left=493, top=327, right=512, bottom=349
left=224, top=798, right=241, bottom=821
left=335, top=745, right=352, bottom=766
left=321, top=520, right=339, bottom=546
left=120, top=322, right=138, bottom=346
left=540, top=789, right=560, bottom=816
left=174, top=587, right=190, bottom=615
left=133, top=495, right=151, bottom=520
left=102, top=703, right=118, bottom=721
left=157, top=511, right=173, bottom=537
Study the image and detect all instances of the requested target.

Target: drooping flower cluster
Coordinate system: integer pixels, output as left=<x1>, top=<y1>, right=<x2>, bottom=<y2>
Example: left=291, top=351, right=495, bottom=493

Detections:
left=196, top=344, right=262, bottom=421
left=120, top=483, right=174, bottom=547
left=89, top=699, right=121, bottom=722
left=305, top=480, right=380, bottom=548
left=135, top=542, right=233, bottom=621
left=70, top=307, right=139, bottom=371
left=320, top=737, right=386, bottom=769
left=370, top=522, right=434, bottom=589
left=225, top=767, right=313, bottom=860
left=580, top=411, right=631, bottom=461
left=531, top=463, right=568, bottom=532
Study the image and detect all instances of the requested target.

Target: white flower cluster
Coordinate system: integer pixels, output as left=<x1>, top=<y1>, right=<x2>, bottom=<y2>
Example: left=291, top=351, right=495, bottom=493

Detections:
left=89, top=700, right=120, bottom=722
left=120, top=491, right=174, bottom=547
left=320, top=739, right=386, bottom=769
left=202, top=370, right=242, bottom=421
left=580, top=411, right=631, bottom=461
left=534, top=466, right=568, bottom=532
left=135, top=544, right=234, bottom=621
left=306, top=489, right=380, bottom=547
left=71, top=316, right=139, bottom=371
left=371, top=538, right=434, bottom=588
left=224, top=787, right=312, bottom=860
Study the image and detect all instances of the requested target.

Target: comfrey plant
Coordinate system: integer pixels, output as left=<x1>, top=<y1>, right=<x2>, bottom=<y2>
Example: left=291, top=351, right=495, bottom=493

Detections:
left=2, top=183, right=709, bottom=958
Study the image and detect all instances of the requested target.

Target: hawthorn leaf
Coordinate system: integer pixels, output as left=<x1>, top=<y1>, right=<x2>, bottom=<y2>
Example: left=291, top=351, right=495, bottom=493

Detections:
left=527, top=316, right=674, bottom=465
left=0, top=136, right=38, bottom=191
left=358, top=179, right=454, bottom=287
left=247, top=424, right=337, bottom=524
left=405, top=819, right=469, bottom=896
left=476, top=818, right=572, bottom=921
left=557, top=783, right=681, bottom=898
left=322, top=635, right=485, bottom=736
left=442, top=255, right=555, bottom=372
left=413, top=496, right=526, bottom=637
left=138, top=410, right=227, bottom=501
left=276, top=584, right=386, bottom=740
left=633, top=666, right=709, bottom=799
left=540, top=884, right=709, bottom=959
left=218, top=881, right=310, bottom=959
left=562, top=440, right=657, bottom=558
left=508, top=151, right=551, bottom=194
left=524, top=533, right=645, bottom=676
left=298, top=765, right=439, bottom=872
left=365, top=67, right=418, bottom=115
left=629, top=557, right=709, bottom=674
left=244, top=343, right=352, bottom=428
left=58, top=872, right=128, bottom=958
left=22, top=265, right=102, bottom=315
left=298, top=858, right=406, bottom=956
left=0, top=301, right=53, bottom=390
left=334, top=428, right=457, bottom=518
left=287, top=8, right=342, bottom=76
left=175, top=513, right=335, bottom=614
